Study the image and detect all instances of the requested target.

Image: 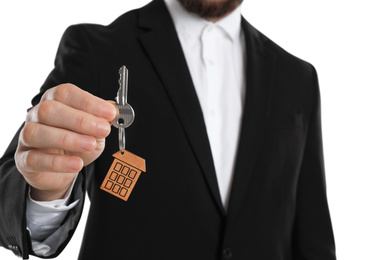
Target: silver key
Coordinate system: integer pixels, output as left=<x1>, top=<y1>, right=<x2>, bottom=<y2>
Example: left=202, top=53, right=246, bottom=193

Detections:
left=112, top=66, right=135, bottom=128
left=111, top=66, right=135, bottom=152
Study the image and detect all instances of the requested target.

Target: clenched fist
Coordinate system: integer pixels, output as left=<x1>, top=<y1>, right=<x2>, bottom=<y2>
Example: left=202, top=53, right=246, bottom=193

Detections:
left=14, top=84, right=117, bottom=201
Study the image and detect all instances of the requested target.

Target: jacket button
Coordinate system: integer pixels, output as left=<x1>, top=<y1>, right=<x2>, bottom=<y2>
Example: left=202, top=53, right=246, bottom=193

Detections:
left=222, top=247, right=233, bottom=259
left=8, top=244, right=22, bottom=257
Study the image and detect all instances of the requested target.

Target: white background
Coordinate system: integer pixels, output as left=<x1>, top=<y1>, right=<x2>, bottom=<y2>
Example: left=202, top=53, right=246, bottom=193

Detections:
left=1, top=0, right=389, bottom=259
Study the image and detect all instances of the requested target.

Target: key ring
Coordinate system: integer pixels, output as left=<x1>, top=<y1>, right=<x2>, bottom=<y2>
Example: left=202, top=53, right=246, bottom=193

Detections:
left=119, top=127, right=125, bottom=154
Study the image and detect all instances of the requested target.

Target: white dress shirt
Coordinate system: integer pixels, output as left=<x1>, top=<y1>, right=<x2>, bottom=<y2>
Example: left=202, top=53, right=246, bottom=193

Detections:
left=27, top=0, right=246, bottom=250
left=164, top=0, right=245, bottom=208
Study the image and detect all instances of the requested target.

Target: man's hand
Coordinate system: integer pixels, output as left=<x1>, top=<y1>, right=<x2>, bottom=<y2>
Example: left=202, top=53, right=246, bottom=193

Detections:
left=14, top=84, right=117, bottom=201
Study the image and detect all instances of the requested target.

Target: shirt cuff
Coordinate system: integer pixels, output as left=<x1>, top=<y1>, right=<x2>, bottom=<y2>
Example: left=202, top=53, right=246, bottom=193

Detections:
left=26, top=176, right=79, bottom=242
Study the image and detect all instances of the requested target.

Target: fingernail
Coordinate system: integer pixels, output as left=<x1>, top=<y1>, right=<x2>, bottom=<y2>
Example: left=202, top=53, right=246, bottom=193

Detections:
left=97, top=122, right=110, bottom=136
left=80, top=137, right=96, bottom=152
left=69, top=158, right=82, bottom=171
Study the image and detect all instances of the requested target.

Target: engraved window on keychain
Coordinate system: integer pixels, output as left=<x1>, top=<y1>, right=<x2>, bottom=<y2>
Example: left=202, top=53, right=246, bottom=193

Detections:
left=100, top=66, right=146, bottom=201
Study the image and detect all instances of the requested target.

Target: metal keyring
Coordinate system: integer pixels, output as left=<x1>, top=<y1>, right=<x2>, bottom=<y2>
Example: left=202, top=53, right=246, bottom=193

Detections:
left=119, top=127, right=125, bottom=153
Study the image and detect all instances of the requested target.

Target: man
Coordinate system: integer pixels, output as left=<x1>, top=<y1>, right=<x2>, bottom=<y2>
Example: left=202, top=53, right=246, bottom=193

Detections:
left=0, top=0, right=336, bottom=259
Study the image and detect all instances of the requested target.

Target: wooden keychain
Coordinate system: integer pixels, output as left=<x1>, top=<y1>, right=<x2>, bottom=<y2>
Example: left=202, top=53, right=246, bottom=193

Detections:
left=100, top=66, right=146, bottom=201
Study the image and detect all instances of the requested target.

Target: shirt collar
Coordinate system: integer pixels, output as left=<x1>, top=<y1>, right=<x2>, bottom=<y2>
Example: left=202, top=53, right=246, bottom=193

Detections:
left=164, top=0, right=242, bottom=42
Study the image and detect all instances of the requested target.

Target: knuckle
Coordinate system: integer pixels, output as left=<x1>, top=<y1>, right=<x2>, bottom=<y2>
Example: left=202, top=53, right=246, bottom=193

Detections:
left=49, top=155, right=58, bottom=172
left=14, top=150, right=27, bottom=173
left=57, top=131, right=71, bottom=149
left=55, top=84, right=75, bottom=102
left=41, top=86, right=56, bottom=101
left=21, top=122, right=39, bottom=146
left=37, top=100, right=55, bottom=123
left=51, top=155, right=65, bottom=172
left=25, top=105, right=38, bottom=123
left=75, top=114, right=88, bottom=132
left=24, top=151, right=38, bottom=170
left=82, top=97, right=93, bottom=112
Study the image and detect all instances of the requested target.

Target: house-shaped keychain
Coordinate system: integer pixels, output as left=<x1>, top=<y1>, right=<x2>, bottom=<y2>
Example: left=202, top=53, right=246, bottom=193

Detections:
left=100, top=150, right=146, bottom=201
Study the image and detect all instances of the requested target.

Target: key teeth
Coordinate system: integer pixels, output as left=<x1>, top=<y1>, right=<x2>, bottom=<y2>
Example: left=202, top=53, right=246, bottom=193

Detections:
left=118, top=66, right=126, bottom=87
left=119, top=66, right=126, bottom=76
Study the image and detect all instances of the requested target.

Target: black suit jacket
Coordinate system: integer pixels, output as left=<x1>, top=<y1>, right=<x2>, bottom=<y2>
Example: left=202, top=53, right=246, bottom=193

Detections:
left=0, top=0, right=336, bottom=259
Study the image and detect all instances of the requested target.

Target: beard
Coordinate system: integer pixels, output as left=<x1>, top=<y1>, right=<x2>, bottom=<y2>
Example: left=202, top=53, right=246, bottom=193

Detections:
left=177, top=0, right=244, bottom=20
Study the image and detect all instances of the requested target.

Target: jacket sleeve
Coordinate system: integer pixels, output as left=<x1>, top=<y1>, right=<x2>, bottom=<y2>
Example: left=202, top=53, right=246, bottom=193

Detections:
left=292, top=66, right=336, bottom=260
left=0, top=24, right=98, bottom=259
left=0, top=125, right=30, bottom=258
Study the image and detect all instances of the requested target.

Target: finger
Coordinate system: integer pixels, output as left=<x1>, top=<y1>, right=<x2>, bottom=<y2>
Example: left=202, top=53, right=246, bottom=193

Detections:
left=21, top=122, right=97, bottom=153
left=41, top=84, right=117, bottom=121
left=28, top=100, right=111, bottom=138
left=107, top=100, right=119, bottom=126
left=17, top=149, right=83, bottom=174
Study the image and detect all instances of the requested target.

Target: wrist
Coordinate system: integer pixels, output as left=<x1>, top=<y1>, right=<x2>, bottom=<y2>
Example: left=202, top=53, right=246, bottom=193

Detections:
left=30, top=185, right=72, bottom=202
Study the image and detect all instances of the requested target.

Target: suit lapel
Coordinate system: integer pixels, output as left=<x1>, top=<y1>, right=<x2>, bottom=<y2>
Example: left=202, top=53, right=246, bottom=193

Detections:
left=137, top=0, right=225, bottom=214
left=227, top=18, right=276, bottom=220
left=136, top=1, right=276, bottom=218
